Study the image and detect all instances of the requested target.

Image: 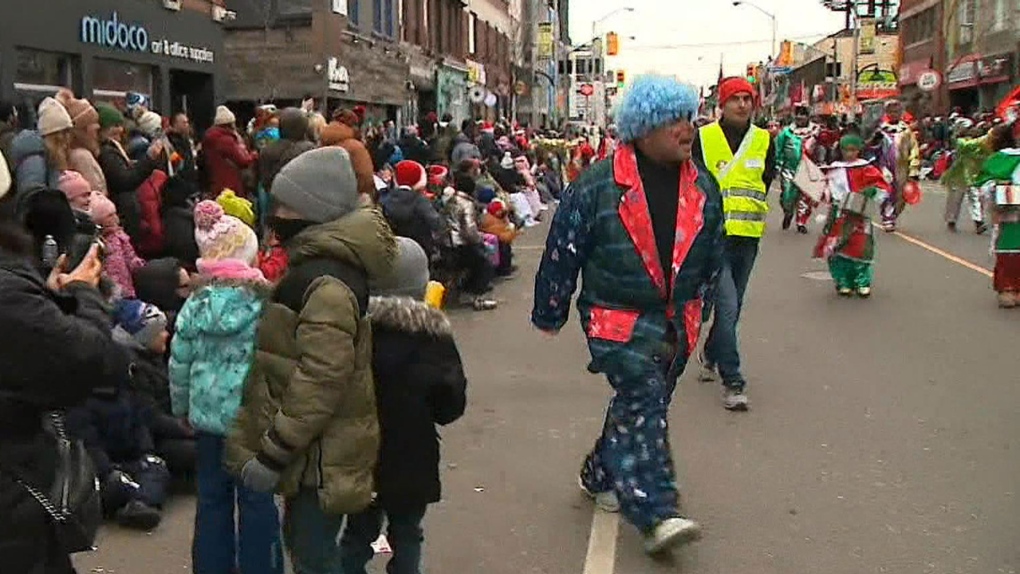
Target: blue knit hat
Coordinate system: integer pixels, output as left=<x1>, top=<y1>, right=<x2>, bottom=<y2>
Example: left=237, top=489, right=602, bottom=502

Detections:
left=615, top=75, right=700, bottom=143
left=114, top=299, right=168, bottom=348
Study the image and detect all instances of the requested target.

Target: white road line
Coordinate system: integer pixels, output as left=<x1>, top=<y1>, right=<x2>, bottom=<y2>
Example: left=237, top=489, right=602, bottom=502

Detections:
left=582, top=509, right=620, bottom=574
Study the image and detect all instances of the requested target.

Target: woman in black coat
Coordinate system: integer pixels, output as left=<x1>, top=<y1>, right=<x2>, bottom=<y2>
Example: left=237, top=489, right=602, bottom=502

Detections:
left=96, top=114, right=162, bottom=242
left=0, top=218, right=121, bottom=573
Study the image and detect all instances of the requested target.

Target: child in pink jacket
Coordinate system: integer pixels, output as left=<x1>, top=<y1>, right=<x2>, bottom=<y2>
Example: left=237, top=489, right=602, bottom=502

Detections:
left=92, top=192, right=146, bottom=298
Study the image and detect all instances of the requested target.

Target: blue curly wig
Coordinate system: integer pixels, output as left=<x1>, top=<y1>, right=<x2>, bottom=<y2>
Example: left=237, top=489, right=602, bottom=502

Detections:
left=615, top=75, right=700, bottom=143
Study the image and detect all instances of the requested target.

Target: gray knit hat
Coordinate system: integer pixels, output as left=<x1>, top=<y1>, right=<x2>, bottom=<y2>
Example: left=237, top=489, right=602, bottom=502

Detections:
left=370, top=237, right=430, bottom=298
left=271, top=147, right=359, bottom=223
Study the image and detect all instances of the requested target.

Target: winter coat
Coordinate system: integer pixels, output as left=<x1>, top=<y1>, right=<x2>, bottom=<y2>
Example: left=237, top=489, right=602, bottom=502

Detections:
left=201, top=125, right=256, bottom=197
left=450, top=133, right=482, bottom=166
left=480, top=213, right=518, bottom=244
left=320, top=122, right=375, bottom=199
left=445, top=190, right=482, bottom=247
left=0, top=249, right=121, bottom=574
left=166, top=132, right=198, bottom=184
left=367, top=296, right=466, bottom=510
left=66, top=368, right=154, bottom=478
left=101, top=225, right=145, bottom=298
left=532, top=145, right=724, bottom=381
left=398, top=135, right=431, bottom=166
left=134, top=168, right=168, bottom=258
left=132, top=257, right=186, bottom=322
left=380, top=185, right=442, bottom=255
left=258, top=113, right=315, bottom=193
left=69, top=147, right=108, bottom=196
left=98, top=139, right=159, bottom=242
left=170, top=277, right=268, bottom=435
left=226, top=207, right=397, bottom=513
left=7, top=130, right=60, bottom=214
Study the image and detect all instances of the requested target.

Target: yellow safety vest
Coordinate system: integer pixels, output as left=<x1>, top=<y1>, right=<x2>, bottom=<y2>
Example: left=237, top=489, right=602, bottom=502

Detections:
left=701, top=122, right=771, bottom=238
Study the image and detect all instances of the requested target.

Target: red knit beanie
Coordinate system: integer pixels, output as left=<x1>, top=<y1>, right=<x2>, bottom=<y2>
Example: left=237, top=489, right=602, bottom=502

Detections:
left=394, top=160, right=427, bottom=190
left=718, top=76, right=756, bottom=107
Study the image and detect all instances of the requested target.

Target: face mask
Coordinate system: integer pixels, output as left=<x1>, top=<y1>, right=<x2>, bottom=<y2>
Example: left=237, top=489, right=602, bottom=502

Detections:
left=267, top=216, right=316, bottom=244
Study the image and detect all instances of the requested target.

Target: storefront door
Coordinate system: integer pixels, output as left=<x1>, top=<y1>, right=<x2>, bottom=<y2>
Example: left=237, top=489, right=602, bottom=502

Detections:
left=170, top=70, right=214, bottom=134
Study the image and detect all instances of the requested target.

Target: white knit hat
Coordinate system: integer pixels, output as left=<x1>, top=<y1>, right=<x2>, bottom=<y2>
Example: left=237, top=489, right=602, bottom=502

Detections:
left=137, top=111, right=163, bottom=137
left=37, top=97, right=73, bottom=136
left=214, top=105, right=236, bottom=126
left=193, top=200, right=259, bottom=264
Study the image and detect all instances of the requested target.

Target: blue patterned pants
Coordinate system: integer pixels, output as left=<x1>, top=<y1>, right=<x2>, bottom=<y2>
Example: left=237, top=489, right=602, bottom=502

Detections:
left=580, top=360, right=682, bottom=532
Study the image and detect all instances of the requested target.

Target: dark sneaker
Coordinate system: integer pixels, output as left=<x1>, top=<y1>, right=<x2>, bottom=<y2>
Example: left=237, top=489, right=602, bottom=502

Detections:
left=472, top=297, right=498, bottom=311
left=697, top=352, right=718, bottom=382
left=723, top=387, right=749, bottom=411
left=782, top=212, right=793, bottom=230
left=116, top=500, right=161, bottom=531
left=644, top=517, right=702, bottom=554
left=796, top=224, right=808, bottom=234
left=947, top=221, right=957, bottom=232
left=976, top=221, right=989, bottom=235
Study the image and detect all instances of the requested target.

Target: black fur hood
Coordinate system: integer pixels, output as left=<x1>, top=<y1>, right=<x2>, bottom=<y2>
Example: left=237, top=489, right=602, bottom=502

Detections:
left=368, top=296, right=453, bottom=337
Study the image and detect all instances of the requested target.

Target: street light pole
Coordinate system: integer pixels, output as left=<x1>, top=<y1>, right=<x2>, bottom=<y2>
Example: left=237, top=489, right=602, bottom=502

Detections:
left=733, top=1, right=777, bottom=58
left=585, top=6, right=634, bottom=128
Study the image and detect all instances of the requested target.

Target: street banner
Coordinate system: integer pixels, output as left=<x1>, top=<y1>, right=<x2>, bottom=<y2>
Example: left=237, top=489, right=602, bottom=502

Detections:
left=858, top=19, right=876, bottom=55
left=538, top=22, right=554, bottom=59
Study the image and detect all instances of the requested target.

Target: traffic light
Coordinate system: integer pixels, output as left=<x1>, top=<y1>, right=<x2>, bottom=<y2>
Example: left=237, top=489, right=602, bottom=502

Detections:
left=616, top=70, right=625, bottom=85
left=606, top=32, right=619, bottom=56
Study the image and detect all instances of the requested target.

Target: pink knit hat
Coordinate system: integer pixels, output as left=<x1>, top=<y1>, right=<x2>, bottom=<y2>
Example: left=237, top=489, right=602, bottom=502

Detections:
left=193, top=200, right=259, bottom=265
left=89, top=192, right=117, bottom=227
left=57, top=170, right=92, bottom=205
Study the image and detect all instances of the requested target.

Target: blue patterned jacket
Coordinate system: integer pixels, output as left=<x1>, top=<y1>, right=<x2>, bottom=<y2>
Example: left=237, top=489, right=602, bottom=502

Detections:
left=532, top=144, right=724, bottom=381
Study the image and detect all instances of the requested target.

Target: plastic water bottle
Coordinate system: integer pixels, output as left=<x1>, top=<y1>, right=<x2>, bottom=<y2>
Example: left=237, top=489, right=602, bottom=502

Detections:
left=41, top=235, right=59, bottom=267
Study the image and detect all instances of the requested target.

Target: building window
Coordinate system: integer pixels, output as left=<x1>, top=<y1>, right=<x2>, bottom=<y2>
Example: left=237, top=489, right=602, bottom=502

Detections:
left=373, top=0, right=382, bottom=32
left=92, top=58, right=154, bottom=106
left=468, top=12, right=476, bottom=54
left=332, top=0, right=347, bottom=15
left=386, top=0, right=395, bottom=37
left=14, top=48, right=77, bottom=95
left=991, top=0, right=1008, bottom=30
left=349, top=0, right=359, bottom=25
left=957, top=0, right=975, bottom=43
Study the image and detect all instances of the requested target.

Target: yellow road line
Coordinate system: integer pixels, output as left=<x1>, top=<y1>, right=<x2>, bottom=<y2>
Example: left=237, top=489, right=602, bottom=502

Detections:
left=892, top=230, right=994, bottom=278
left=582, top=509, right=620, bottom=574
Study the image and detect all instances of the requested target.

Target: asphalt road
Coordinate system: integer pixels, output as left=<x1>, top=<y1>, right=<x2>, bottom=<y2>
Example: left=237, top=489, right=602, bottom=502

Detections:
left=74, top=181, right=1019, bottom=574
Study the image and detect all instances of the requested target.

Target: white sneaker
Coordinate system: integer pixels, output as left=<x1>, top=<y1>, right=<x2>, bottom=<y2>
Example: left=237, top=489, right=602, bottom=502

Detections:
left=578, top=476, right=620, bottom=513
left=723, top=388, right=749, bottom=411
left=644, top=517, right=702, bottom=554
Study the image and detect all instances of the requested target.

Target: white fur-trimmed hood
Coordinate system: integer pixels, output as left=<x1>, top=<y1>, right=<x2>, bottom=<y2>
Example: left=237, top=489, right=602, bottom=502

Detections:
left=368, top=296, right=453, bottom=337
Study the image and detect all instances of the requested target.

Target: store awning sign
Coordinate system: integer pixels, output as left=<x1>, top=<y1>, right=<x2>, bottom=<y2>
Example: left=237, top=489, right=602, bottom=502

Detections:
left=327, top=58, right=350, bottom=92
left=80, top=12, right=215, bottom=64
left=855, top=69, right=899, bottom=101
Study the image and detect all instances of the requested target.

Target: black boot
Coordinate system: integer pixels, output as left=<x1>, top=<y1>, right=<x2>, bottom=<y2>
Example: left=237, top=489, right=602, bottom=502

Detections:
left=782, top=212, right=793, bottom=230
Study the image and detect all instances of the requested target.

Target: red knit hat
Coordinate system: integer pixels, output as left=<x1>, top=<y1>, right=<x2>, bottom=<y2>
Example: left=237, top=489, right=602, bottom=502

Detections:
left=717, top=76, right=756, bottom=107
left=394, top=160, right=427, bottom=190
left=427, top=164, right=449, bottom=187
left=487, top=198, right=507, bottom=217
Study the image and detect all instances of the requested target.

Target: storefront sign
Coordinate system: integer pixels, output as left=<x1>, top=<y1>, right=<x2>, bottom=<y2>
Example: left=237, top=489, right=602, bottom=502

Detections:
left=979, top=53, right=1012, bottom=83
left=80, top=12, right=215, bottom=64
left=81, top=12, right=148, bottom=52
left=537, top=22, right=554, bottom=60
left=465, top=59, right=486, bottom=85
left=327, top=58, right=350, bottom=92
left=917, top=70, right=941, bottom=91
left=946, top=54, right=980, bottom=86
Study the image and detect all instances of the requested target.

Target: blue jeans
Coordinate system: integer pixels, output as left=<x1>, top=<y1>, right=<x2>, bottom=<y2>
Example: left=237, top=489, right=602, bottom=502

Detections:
left=340, top=502, right=427, bottom=574
left=704, top=236, right=760, bottom=389
left=193, top=432, right=283, bottom=574
left=284, top=489, right=346, bottom=574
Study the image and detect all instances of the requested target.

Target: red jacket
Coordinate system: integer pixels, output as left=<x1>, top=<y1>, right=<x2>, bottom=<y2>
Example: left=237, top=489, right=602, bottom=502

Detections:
left=135, top=169, right=168, bottom=258
left=201, top=125, right=256, bottom=197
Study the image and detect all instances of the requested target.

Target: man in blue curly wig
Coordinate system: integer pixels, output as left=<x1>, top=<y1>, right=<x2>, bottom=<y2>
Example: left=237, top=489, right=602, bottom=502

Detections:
left=532, top=75, right=724, bottom=555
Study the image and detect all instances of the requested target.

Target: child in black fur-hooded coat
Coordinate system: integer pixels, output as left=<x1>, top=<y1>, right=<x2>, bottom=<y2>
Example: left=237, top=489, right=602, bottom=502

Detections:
left=339, top=237, right=467, bottom=574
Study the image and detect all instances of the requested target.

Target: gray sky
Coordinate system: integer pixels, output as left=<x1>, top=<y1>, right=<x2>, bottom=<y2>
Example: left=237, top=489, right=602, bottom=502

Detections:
left=570, top=0, right=846, bottom=89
